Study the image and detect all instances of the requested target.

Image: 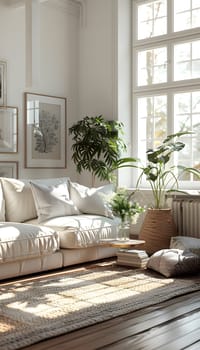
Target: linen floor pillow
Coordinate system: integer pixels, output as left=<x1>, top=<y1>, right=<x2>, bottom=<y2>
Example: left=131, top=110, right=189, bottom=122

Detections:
left=69, top=181, right=114, bottom=218
left=170, top=236, right=200, bottom=257
left=147, top=248, right=200, bottom=277
left=30, top=181, right=80, bottom=223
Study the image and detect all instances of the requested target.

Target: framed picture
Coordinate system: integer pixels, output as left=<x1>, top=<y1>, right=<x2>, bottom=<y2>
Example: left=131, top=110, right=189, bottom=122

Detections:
left=0, top=161, right=18, bottom=178
left=24, top=92, right=67, bottom=168
left=0, top=106, right=18, bottom=153
left=0, top=60, right=7, bottom=106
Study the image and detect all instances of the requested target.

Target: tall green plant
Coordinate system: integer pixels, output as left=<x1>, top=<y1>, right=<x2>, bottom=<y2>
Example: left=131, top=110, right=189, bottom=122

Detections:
left=111, top=131, right=200, bottom=209
left=69, top=115, right=126, bottom=185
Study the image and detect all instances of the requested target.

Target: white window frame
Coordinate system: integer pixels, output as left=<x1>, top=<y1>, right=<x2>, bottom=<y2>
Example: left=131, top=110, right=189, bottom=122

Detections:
left=132, top=0, right=200, bottom=189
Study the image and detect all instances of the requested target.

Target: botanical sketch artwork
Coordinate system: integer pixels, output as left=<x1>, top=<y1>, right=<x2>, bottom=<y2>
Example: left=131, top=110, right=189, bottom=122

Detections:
left=0, top=107, right=18, bottom=153
left=32, top=103, right=61, bottom=160
left=0, top=162, right=18, bottom=178
left=25, top=93, right=66, bottom=168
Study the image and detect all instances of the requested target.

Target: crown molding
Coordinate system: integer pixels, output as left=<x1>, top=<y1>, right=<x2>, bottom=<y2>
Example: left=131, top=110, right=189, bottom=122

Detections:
left=3, top=0, right=86, bottom=24
left=4, top=0, right=84, bottom=10
left=2, top=0, right=47, bottom=7
left=1, top=0, right=24, bottom=7
left=44, top=1, right=85, bottom=23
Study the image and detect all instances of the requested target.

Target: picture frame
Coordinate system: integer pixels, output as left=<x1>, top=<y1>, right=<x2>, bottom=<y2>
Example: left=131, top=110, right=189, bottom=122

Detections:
left=0, top=106, right=18, bottom=153
left=0, top=161, right=18, bottom=178
left=24, top=92, right=66, bottom=168
left=0, top=60, right=7, bottom=106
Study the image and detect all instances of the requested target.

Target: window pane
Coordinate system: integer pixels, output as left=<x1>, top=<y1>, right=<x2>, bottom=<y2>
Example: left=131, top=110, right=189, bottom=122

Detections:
left=133, top=0, right=200, bottom=187
left=174, top=0, right=200, bottom=31
left=138, top=47, right=167, bottom=86
left=137, top=0, right=167, bottom=39
left=138, top=95, right=167, bottom=160
left=174, top=40, right=200, bottom=81
left=174, top=91, right=200, bottom=177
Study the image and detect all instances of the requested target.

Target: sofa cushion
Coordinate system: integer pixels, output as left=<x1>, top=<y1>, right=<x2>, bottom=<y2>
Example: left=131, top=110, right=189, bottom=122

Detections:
left=170, top=236, right=200, bottom=257
left=30, top=179, right=80, bottom=223
left=147, top=248, right=200, bottom=277
left=34, top=214, right=121, bottom=248
left=0, top=178, right=37, bottom=222
left=0, top=222, right=59, bottom=263
left=69, top=181, right=114, bottom=218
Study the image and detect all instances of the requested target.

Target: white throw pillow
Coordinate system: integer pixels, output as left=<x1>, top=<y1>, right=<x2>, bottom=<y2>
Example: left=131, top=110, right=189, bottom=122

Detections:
left=30, top=177, right=70, bottom=188
left=30, top=180, right=80, bottom=223
left=69, top=181, right=114, bottom=218
left=0, top=178, right=37, bottom=222
left=147, top=248, right=200, bottom=277
left=0, top=181, right=5, bottom=221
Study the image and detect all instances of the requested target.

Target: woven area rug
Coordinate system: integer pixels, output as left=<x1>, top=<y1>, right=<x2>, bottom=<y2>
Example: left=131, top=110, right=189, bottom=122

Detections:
left=1, top=261, right=200, bottom=350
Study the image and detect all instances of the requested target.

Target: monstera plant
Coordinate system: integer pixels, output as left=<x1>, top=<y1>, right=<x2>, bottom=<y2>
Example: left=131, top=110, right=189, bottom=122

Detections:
left=69, top=115, right=127, bottom=185
left=112, top=131, right=200, bottom=253
left=112, top=131, right=200, bottom=209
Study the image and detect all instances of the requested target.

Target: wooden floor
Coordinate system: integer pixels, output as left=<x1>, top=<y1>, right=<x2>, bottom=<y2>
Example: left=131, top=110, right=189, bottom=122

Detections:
left=18, top=266, right=200, bottom=350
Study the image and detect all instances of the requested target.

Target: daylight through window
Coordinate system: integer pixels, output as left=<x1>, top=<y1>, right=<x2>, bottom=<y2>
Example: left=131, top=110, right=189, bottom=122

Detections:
left=132, top=0, right=200, bottom=187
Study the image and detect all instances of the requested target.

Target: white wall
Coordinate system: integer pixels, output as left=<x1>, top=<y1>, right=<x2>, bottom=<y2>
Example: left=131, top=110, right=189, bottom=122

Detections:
left=0, top=0, right=130, bottom=186
left=0, top=0, right=80, bottom=180
left=79, top=0, right=115, bottom=120
left=77, top=0, right=118, bottom=185
left=78, top=0, right=133, bottom=186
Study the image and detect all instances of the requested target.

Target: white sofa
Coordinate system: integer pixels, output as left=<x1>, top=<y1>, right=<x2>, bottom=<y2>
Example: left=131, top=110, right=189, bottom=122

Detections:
left=0, top=177, right=120, bottom=280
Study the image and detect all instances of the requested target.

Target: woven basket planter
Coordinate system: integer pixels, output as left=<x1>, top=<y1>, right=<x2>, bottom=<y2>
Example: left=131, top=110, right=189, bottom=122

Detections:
left=139, top=208, right=177, bottom=255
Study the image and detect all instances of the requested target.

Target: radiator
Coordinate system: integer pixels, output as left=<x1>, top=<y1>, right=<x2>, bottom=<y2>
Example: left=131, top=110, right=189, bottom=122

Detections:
left=171, top=195, right=200, bottom=238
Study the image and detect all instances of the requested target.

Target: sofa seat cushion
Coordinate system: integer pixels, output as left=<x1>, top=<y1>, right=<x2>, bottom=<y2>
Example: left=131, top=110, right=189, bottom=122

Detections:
left=30, top=215, right=121, bottom=248
left=0, top=222, right=59, bottom=263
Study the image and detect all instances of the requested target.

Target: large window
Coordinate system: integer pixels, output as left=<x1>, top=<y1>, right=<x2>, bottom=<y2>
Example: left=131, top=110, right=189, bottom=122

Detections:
left=132, top=0, right=200, bottom=188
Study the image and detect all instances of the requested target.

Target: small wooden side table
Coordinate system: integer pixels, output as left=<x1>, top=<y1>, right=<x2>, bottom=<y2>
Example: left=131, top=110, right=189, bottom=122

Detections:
left=99, top=239, right=147, bottom=268
left=99, top=238, right=145, bottom=249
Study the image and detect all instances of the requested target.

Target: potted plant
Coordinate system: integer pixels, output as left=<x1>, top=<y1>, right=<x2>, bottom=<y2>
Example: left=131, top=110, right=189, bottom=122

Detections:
left=69, top=115, right=127, bottom=186
left=112, top=131, right=200, bottom=253
left=107, top=187, right=144, bottom=239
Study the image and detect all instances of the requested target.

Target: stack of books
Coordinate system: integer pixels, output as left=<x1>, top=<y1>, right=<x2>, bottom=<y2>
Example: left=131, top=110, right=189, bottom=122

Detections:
left=116, top=249, right=149, bottom=268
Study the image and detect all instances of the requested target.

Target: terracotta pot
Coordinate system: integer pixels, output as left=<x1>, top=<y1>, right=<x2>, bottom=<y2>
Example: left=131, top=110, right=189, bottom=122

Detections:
left=139, top=208, right=177, bottom=255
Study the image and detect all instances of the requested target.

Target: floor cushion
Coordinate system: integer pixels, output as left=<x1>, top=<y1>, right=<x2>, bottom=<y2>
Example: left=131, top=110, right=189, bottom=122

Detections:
left=147, top=248, right=200, bottom=277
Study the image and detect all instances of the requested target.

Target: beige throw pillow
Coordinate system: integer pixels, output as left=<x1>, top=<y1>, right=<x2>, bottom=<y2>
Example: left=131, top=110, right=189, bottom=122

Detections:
left=69, top=181, right=114, bottom=218
left=30, top=180, right=80, bottom=223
